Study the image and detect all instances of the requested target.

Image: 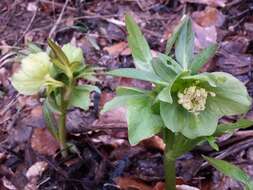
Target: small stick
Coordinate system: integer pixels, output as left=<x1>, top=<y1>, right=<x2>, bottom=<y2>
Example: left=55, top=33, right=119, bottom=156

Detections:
left=48, top=0, right=70, bottom=39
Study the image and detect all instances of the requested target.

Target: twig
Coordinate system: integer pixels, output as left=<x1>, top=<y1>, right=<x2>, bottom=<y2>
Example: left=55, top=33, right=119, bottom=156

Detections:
left=48, top=0, right=70, bottom=39
left=201, top=138, right=253, bottom=169
left=14, top=2, right=38, bottom=46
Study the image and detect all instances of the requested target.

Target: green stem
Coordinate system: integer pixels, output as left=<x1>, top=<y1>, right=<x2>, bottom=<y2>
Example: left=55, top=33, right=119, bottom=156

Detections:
left=163, top=128, right=177, bottom=190
left=59, top=102, right=67, bottom=157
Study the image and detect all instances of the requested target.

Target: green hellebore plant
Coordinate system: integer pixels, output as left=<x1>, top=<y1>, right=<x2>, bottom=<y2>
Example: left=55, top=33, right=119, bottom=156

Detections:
left=102, top=14, right=253, bottom=190
left=11, top=40, right=100, bottom=157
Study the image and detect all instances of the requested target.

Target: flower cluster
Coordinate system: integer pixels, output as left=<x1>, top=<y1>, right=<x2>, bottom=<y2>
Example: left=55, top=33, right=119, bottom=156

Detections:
left=177, top=86, right=215, bottom=115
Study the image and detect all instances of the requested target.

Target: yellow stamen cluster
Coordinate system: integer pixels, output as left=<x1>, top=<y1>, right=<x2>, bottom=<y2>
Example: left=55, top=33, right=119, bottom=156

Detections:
left=177, top=86, right=215, bottom=115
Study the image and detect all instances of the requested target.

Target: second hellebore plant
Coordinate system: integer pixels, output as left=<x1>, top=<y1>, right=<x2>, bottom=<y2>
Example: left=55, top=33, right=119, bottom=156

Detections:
left=12, top=40, right=100, bottom=157
left=102, top=15, right=253, bottom=189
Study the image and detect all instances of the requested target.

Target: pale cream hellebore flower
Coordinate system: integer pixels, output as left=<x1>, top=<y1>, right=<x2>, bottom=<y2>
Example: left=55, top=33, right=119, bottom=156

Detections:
left=11, top=52, right=63, bottom=95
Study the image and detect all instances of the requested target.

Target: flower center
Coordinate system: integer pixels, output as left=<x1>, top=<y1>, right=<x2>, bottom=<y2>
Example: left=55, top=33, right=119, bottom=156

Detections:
left=177, top=86, right=215, bottom=115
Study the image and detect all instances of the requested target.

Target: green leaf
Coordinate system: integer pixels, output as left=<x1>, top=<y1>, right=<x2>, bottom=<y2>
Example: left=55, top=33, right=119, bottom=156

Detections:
left=165, top=15, right=188, bottom=55
left=157, top=71, right=189, bottom=104
left=44, top=95, right=61, bottom=114
left=102, top=94, right=146, bottom=113
left=190, top=44, right=217, bottom=74
left=102, top=87, right=147, bottom=113
left=182, top=72, right=219, bottom=87
left=125, top=14, right=153, bottom=72
left=151, top=56, right=177, bottom=82
left=116, top=86, right=148, bottom=96
left=76, top=85, right=100, bottom=93
left=69, top=85, right=99, bottom=110
left=127, top=97, right=163, bottom=145
left=157, top=86, right=173, bottom=103
left=206, top=136, right=219, bottom=151
left=160, top=100, right=219, bottom=139
left=107, top=68, right=169, bottom=85
left=214, top=119, right=253, bottom=136
left=203, top=156, right=253, bottom=190
left=42, top=101, right=59, bottom=140
left=175, top=16, right=194, bottom=70
left=207, top=72, right=251, bottom=116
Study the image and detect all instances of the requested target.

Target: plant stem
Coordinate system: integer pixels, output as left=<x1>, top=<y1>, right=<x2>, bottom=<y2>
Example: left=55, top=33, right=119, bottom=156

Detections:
left=58, top=87, right=70, bottom=158
left=59, top=103, right=67, bottom=157
left=164, top=155, right=176, bottom=190
left=163, top=128, right=177, bottom=190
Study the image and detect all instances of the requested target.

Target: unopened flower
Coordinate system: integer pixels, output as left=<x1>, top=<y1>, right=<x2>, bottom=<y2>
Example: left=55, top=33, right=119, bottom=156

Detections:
left=11, top=52, right=63, bottom=95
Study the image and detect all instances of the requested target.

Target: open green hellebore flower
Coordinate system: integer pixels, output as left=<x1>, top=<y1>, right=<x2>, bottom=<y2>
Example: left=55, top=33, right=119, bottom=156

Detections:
left=160, top=71, right=252, bottom=139
left=11, top=52, right=63, bottom=95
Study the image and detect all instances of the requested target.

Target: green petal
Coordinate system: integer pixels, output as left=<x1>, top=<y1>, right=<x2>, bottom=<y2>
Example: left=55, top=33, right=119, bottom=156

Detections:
left=62, top=43, right=84, bottom=64
left=160, top=100, right=219, bottom=139
left=207, top=72, right=251, bottom=116
left=127, top=97, right=163, bottom=145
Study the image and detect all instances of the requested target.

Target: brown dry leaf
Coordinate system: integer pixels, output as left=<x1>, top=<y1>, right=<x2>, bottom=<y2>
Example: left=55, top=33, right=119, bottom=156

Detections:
left=192, top=7, right=225, bottom=27
left=116, top=177, right=152, bottom=190
left=22, top=106, right=45, bottom=128
left=180, top=0, right=227, bottom=7
left=141, top=136, right=165, bottom=151
left=103, top=42, right=130, bottom=56
left=31, top=128, right=59, bottom=156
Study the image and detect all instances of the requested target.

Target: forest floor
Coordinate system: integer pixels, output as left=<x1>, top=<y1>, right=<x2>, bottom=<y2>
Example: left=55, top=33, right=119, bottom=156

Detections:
left=0, top=0, right=253, bottom=189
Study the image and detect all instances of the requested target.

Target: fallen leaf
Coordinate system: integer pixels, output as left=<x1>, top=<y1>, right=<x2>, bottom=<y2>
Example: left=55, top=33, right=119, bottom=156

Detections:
left=141, top=136, right=165, bottom=151
left=116, top=177, right=152, bottom=190
left=24, top=161, right=48, bottom=190
left=192, top=7, right=225, bottom=27
left=26, top=161, right=48, bottom=179
left=180, top=0, right=227, bottom=7
left=31, top=128, right=59, bottom=156
left=2, top=177, right=17, bottom=190
left=193, top=21, right=217, bottom=50
left=104, top=42, right=130, bottom=56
